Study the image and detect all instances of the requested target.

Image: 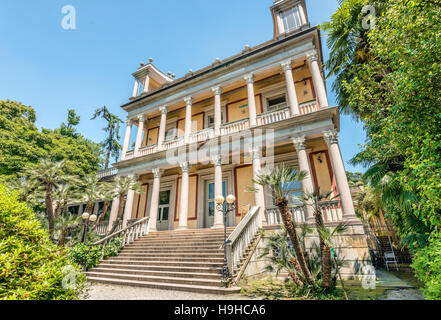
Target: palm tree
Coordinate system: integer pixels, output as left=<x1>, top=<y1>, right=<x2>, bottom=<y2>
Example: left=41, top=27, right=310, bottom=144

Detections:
left=253, top=164, right=313, bottom=284
left=91, top=182, right=114, bottom=232
left=9, top=176, right=38, bottom=202
left=91, top=106, right=123, bottom=169
left=79, top=174, right=103, bottom=215
left=53, top=184, right=78, bottom=217
left=107, top=176, right=141, bottom=235
left=27, top=159, right=69, bottom=239
left=55, top=213, right=81, bottom=247
left=299, top=188, right=339, bottom=289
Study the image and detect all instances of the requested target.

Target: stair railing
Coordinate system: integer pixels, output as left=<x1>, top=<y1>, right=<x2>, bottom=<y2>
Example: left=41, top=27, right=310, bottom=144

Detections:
left=225, top=206, right=261, bottom=276
left=92, top=216, right=150, bottom=248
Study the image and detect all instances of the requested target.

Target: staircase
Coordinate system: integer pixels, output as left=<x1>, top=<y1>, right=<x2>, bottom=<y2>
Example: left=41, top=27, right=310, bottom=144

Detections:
left=86, top=227, right=242, bottom=294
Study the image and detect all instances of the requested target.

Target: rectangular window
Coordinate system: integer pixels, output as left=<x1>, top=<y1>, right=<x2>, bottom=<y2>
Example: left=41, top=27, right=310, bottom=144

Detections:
left=267, top=95, right=287, bottom=112
left=280, top=6, right=302, bottom=33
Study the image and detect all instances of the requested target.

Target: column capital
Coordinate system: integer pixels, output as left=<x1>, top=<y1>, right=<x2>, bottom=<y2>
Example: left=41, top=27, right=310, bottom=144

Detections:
left=152, top=168, right=162, bottom=179
left=323, top=130, right=339, bottom=146
left=292, top=136, right=307, bottom=151
left=281, top=60, right=293, bottom=72
left=126, top=119, right=133, bottom=126
left=180, top=162, right=191, bottom=173
left=159, top=105, right=168, bottom=114
left=306, top=51, right=319, bottom=63
left=244, top=74, right=255, bottom=84
left=137, top=114, right=145, bottom=122
left=211, top=85, right=222, bottom=96
left=249, top=148, right=262, bottom=160
left=184, top=96, right=193, bottom=106
left=211, top=155, right=222, bottom=166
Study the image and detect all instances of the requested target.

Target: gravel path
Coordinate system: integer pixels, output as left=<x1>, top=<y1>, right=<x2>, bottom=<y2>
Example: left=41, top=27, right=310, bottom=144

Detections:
left=83, top=283, right=257, bottom=300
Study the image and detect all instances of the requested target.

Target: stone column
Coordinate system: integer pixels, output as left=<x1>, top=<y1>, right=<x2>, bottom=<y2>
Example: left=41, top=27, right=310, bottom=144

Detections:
left=250, top=149, right=266, bottom=227
left=134, top=115, right=145, bottom=157
left=307, top=51, right=329, bottom=108
left=143, top=73, right=150, bottom=93
left=148, top=169, right=162, bottom=232
left=292, top=137, right=315, bottom=223
left=107, top=197, right=120, bottom=232
left=132, top=80, right=139, bottom=98
left=158, top=106, right=168, bottom=148
left=122, top=175, right=136, bottom=228
left=121, top=119, right=133, bottom=160
left=184, top=97, right=193, bottom=144
left=323, top=130, right=358, bottom=221
left=212, top=86, right=222, bottom=136
left=281, top=60, right=300, bottom=116
left=244, top=74, right=257, bottom=126
left=177, top=162, right=191, bottom=230
left=212, top=155, right=224, bottom=229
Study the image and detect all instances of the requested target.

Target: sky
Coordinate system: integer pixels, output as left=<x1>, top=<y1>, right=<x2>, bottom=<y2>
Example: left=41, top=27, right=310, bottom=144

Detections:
left=0, top=0, right=366, bottom=173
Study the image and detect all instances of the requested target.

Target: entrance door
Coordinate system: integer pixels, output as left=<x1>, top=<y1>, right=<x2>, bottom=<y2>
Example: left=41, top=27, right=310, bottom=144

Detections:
left=205, top=181, right=226, bottom=228
left=157, top=190, right=171, bottom=231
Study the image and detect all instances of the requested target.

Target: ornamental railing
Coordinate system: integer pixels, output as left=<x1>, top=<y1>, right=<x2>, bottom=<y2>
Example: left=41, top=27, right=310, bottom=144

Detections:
left=256, top=108, right=290, bottom=126
left=97, top=167, right=118, bottom=179
left=92, top=216, right=150, bottom=248
left=162, top=136, right=185, bottom=150
left=225, top=206, right=261, bottom=275
left=266, top=200, right=342, bottom=225
left=221, top=118, right=250, bottom=135
left=139, top=144, right=157, bottom=157
left=299, top=100, right=319, bottom=115
left=189, top=128, right=215, bottom=144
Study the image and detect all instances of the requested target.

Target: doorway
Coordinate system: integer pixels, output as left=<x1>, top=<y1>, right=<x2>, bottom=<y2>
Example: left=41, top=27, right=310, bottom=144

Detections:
left=204, top=180, right=227, bottom=228
left=157, top=189, right=171, bottom=231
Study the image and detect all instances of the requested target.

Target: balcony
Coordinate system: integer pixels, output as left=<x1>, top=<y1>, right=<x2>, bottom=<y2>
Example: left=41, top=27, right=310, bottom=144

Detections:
left=123, top=99, right=321, bottom=161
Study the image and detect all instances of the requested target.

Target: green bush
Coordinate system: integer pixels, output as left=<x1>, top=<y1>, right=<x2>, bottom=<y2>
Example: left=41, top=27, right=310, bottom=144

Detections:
left=69, top=236, right=124, bottom=270
left=0, top=184, right=86, bottom=300
left=68, top=244, right=102, bottom=270
left=412, top=233, right=441, bottom=300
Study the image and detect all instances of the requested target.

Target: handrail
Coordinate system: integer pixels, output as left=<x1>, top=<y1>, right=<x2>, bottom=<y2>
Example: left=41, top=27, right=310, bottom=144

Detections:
left=92, top=216, right=150, bottom=247
left=225, top=206, right=261, bottom=275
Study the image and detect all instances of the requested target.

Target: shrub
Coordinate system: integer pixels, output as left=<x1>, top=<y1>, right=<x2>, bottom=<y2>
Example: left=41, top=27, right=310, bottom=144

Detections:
left=412, top=233, right=441, bottom=300
left=69, top=236, right=124, bottom=270
left=0, top=184, right=86, bottom=300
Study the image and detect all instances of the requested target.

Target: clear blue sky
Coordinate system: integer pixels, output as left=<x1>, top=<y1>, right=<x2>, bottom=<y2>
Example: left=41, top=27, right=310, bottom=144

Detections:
left=0, top=0, right=366, bottom=173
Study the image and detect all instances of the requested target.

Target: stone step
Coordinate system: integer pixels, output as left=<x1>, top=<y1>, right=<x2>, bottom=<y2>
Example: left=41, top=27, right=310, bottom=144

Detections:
left=132, top=239, right=224, bottom=245
left=120, top=248, right=222, bottom=254
left=89, top=267, right=221, bottom=280
left=116, top=253, right=224, bottom=259
left=104, top=259, right=224, bottom=268
left=109, top=256, right=225, bottom=263
left=97, top=263, right=222, bottom=274
left=146, top=228, right=235, bottom=236
left=87, top=277, right=241, bottom=295
left=86, top=271, right=222, bottom=287
left=124, top=243, right=222, bottom=249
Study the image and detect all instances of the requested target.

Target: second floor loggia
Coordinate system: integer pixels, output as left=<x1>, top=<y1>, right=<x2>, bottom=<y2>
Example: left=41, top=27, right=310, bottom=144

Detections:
left=121, top=51, right=329, bottom=161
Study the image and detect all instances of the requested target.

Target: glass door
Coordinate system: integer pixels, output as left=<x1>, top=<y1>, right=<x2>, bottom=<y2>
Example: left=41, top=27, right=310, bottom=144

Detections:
left=205, top=180, right=226, bottom=228
left=157, top=190, right=171, bottom=231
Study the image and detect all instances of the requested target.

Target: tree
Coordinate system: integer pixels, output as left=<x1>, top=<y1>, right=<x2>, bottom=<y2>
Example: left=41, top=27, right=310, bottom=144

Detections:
left=0, top=184, right=86, bottom=299
left=91, top=106, right=123, bottom=169
left=325, top=0, right=441, bottom=297
left=107, top=176, right=141, bottom=235
left=0, top=100, right=101, bottom=182
left=91, top=182, right=114, bottom=232
left=253, top=164, right=313, bottom=285
left=59, top=109, right=80, bottom=138
left=27, top=159, right=71, bottom=239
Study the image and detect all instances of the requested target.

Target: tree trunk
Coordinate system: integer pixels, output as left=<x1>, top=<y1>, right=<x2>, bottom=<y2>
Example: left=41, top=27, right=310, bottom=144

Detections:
left=107, top=195, right=125, bottom=235
left=289, top=257, right=304, bottom=287
left=58, top=228, right=69, bottom=247
left=91, top=202, right=109, bottom=232
left=276, top=197, right=313, bottom=284
left=105, top=127, right=113, bottom=169
left=45, top=183, right=55, bottom=240
left=314, top=208, right=332, bottom=289
left=84, top=202, right=94, bottom=215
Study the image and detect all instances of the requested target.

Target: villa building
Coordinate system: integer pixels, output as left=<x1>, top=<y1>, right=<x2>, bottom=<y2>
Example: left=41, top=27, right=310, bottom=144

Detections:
left=86, top=0, right=372, bottom=292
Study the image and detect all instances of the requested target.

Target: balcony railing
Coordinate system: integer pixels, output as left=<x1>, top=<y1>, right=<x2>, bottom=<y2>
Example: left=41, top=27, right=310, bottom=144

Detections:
left=256, top=108, right=290, bottom=126
left=162, top=136, right=185, bottom=150
left=97, top=167, right=118, bottom=179
left=139, top=144, right=157, bottom=157
left=221, top=118, right=250, bottom=135
left=189, top=128, right=215, bottom=144
left=124, top=101, right=321, bottom=160
left=299, top=100, right=319, bottom=115
left=266, top=200, right=342, bottom=225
